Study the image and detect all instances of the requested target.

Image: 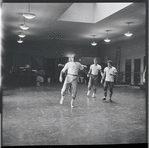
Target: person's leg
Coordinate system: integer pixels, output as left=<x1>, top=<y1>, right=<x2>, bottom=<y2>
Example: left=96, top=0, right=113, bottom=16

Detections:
left=60, top=77, right=70, bottom=104
left=81, top=77, right=84, bottom=84
left=77, top=76, right=80, bottom=83
left=70, top=78, right=77, bottom=108
left=84, top=77, right=87, bottom=85
left=109, top=82, right=114, bottom=100
left=102, top=81, right=108, bottom=100
left=87, top=76, right=93, bottom=96
left=92, top=76, right=98, bottom=98
left=68, top=83, right=72, bottom=95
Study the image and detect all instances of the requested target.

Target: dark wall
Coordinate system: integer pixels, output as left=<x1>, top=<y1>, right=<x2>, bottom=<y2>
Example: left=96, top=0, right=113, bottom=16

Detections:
left=2, top=39, right=100, bottom=85
left=3, top=40, right=98, bottom=68
left=2, top=51, right=13, bottom=86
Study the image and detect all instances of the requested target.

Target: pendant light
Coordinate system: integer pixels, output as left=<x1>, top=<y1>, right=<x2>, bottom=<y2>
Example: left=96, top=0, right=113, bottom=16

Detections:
left=17, top=39, right=23, bottom=43
left=20, top=17, right=29, bottom=30
left=104, top=30, right=111, bottom=42
left=91, top=35, right=97, bottom=46
left=23, top=3, right=36, bottom=19
left=124, top=22, right=133, bottom=37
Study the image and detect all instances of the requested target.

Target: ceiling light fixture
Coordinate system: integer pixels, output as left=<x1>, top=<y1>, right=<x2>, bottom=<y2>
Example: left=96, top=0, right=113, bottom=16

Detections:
left=18, top=32, right=26, bottom=38
left=20, top=17, right=29, bottom=30
left=23, top=3, right=36, bottom=19
left=91, top=35, right=97, bottom=46
left=124, top=22, right=133, bottom=37
left=17, top=39, right=23, bottom=43
left=104, top=30, right=111, bottom=42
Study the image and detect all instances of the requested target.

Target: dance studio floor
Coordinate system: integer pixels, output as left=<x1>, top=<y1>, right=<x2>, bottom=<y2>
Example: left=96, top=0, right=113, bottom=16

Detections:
left=2, top=83, right=147, bottom=146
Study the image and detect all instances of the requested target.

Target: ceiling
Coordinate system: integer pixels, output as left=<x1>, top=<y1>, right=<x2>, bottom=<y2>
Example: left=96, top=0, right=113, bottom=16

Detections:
left=1, top=2, right=146, bottom=45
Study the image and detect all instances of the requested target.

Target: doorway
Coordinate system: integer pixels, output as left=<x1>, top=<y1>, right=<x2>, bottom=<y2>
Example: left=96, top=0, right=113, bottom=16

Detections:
left=134, top=59, right=141, bottom=85
left=125, top=59, right=131, bottom=84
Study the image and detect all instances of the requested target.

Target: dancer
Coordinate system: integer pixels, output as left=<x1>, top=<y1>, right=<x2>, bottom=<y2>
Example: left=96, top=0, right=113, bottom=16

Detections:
left=59, top=54, right=86, bottom=108
left=58, top=57, right=87, bottom=94
left=87, top=58, right=103, bottom=98
left=101, top=60, right=117, bottom=101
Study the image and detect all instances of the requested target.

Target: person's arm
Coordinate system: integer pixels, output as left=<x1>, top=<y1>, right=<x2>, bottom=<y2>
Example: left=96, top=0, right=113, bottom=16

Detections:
left=87, top=66, right=92, bottom=77
left=81, top=64, right=87, bottom=68
left=99, top=69, right=103, bottom=77
left=99, top=66, right=103, bottom=77
left=58, top=64, right=64, bottom=67
left=78, top=62, right=85, bottom=71
left=110, top=68, right=118, bottom=76
left=101, top=69, right=106, bottom=84
left=59, top=63, right=68, bottom=82
left=59, top=70, right=64, bottom=82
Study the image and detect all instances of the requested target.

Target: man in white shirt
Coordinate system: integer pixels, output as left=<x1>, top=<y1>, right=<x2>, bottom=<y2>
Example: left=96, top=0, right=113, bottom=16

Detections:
left=59, top=54, right=86, bottom=108
left=101, top=60, right=117, bottom=100
left=87, top=58, right=103, bottom=98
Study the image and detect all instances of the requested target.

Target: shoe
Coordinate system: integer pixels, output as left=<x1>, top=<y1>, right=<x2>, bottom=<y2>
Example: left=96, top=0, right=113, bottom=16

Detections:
left=102, top=97, right=106, bottom=100
left=92, top=93, right=95, bottom=98
left=87, top=91, right=90, bottom=97
left=109, top=98, right=112, bottom=101
left=60, top=96, right=64, bottom=104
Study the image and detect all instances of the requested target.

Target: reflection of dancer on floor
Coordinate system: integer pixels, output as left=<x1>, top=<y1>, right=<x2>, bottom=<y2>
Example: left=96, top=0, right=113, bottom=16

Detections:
left=87, top=58, right=103, bottom=98
left=101, top=60, right=117, bottom=101
left=59, top=54, right=86, bottom=108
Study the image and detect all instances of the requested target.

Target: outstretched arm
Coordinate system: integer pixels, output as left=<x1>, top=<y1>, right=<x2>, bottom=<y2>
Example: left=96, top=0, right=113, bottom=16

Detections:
left=58, top=64, right=64, bottom=67
left=81, top=64, right=87, bottom=68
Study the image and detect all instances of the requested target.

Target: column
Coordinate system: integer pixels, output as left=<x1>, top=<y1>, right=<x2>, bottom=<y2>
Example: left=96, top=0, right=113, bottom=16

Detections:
left=131, top=58, right=134, bottom=85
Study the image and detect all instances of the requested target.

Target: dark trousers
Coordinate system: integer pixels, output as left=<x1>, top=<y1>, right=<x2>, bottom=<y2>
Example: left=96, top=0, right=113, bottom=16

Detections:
left=103, top=81, right=114, bottom=98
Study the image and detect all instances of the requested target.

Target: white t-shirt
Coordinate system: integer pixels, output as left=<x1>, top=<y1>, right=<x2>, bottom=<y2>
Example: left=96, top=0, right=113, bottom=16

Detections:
left=62, top=61, right=83, bottom=75
left=104, top=66, right=117, bottom=82
left=90, top=64, right=101, bottom=75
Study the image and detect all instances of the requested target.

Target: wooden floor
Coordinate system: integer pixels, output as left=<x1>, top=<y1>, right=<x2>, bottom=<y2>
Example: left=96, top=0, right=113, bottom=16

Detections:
left=2, top=83, right=147, bottom=146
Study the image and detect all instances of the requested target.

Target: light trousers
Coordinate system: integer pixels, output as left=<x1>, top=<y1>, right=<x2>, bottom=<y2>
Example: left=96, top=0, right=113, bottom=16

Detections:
left=61, top=75, right=78, bottom=99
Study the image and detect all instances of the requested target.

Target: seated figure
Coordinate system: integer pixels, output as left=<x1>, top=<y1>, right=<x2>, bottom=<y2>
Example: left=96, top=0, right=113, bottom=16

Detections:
left=36, top=69, right=45, bottom=86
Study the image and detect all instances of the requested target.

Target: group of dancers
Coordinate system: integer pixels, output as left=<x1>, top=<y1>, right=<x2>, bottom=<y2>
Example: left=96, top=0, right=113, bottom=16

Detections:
left=58, top=54, right=117, bottom=108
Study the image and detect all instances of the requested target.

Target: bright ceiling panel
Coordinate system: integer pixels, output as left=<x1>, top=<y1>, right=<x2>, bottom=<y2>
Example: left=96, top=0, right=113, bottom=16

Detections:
left=58, top=3, right=132, bottom=23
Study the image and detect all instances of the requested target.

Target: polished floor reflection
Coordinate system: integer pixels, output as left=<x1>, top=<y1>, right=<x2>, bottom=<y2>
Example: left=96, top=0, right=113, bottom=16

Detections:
left=2, top=83, right=146, bottom=146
